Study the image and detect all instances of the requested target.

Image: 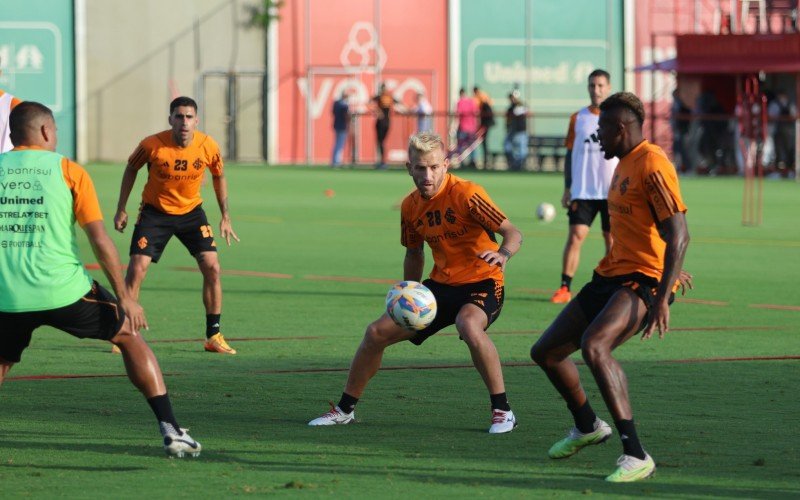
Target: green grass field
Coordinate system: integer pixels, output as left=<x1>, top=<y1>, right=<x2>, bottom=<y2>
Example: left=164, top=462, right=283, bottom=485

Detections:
left=2, top=164, right=799, bottom=498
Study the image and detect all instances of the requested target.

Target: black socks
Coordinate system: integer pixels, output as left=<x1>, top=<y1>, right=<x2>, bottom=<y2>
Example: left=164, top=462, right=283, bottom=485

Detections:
left=206, top=314, right=221, bottom=339
left=490, top=392, right=511, bottom=411
left=147, top=394, right=180, bottom=432
left=569, top=401, right=597, bottom=434
left=615, top=419, right=646, bottom=460
left=561, top=274, right=572, bottom=290
left=338, top=392, right=359, bottom=414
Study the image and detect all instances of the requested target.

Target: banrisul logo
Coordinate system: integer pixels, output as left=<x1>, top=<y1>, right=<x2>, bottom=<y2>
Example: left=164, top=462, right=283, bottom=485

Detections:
left=0, top=167, right=5, bottom=177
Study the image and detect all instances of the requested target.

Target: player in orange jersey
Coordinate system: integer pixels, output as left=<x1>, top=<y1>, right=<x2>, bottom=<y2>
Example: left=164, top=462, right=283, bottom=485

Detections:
left=114, top=97, right=240, bottom=354
left=309, top=132, right=523, bottom=433
left=530, top=92, right=690, bottom=482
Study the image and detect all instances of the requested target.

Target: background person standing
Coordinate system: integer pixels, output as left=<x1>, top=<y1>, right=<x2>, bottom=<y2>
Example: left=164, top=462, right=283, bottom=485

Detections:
left=504, top=91, right=527, bottom=171
left=551, top=69, right=617, bottom=304
left=331, top=90, right=351, bottom=167
left=474, top=86, right=496, bottom=169
left=370, top=83, right=403, bottom=169
left=0, top=56, right=23, bottom=154
left=455, top=88, right=479, bottom=169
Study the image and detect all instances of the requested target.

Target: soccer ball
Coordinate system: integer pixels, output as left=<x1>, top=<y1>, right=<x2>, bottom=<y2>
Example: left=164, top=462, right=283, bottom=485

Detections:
left=385, top=281, right=437, bottom=331
left=536, top=202, right=556, bottom=222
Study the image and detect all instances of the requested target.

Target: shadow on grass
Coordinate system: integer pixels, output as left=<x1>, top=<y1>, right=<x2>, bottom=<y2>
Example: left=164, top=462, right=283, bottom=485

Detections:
left=137, top=285, right=557, bottom=304
left=1, top=460, right=146, bottom=473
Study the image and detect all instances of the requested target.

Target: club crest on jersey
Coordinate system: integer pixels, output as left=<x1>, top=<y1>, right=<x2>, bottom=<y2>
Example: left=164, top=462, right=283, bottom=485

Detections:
left=193, top=158, right=203, bottom=170
left=610, top=173, right=620, bottom=191
left=444, top=207, right=456, bottom=224
left=620, top=177, right=630, bottom=195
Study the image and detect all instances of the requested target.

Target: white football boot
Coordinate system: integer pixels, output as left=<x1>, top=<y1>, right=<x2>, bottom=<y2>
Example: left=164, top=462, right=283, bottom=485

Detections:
left=160, top=422, right=202, bottom=458
left=308, top=404, right=355, bottom=426
left=488, top=409, right=517, bottom=434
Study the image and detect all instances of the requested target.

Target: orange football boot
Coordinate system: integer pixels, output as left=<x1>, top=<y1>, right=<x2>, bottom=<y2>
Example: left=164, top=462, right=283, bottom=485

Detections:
left=550, top=286, right=572, bottom=304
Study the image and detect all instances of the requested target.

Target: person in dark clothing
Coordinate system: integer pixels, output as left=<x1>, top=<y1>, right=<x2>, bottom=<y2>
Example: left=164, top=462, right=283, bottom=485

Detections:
left=331, top=90, right=351, bottom=167
left=504, top=91, right=528, bottom=171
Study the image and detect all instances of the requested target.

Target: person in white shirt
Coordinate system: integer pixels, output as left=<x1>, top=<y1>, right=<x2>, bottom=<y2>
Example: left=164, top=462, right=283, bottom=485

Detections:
left=551, top=69, right=618, bottom=304
left=0, top=58, right=23, bottom=153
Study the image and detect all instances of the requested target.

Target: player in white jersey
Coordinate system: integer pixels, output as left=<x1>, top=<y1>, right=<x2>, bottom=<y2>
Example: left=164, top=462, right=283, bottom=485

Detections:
left=0, top=59, right=23, bottom=153
left=551, top=69, right=618, bottom=304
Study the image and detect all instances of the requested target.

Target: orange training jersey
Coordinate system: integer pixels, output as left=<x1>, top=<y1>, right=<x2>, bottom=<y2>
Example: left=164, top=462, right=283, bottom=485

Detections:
left=128, top=130, right=223, bottom=215
left=61, top=157, right=103, bottom=226
left=401, top=173, right=506, bottom=286
left=596, top=140, right=687, bottom=280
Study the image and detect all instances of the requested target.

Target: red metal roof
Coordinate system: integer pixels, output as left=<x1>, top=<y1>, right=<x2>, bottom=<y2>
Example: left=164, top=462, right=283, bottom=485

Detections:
left=675, top=33, right=800, bottom=74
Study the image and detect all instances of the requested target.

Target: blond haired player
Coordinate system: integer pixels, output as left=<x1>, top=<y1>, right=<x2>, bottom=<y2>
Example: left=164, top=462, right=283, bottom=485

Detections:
left=114, top=97, right=239, bottom=354
left=309, top=132, right=523, bottom=433
left=531, top=92, right=690, bottom=482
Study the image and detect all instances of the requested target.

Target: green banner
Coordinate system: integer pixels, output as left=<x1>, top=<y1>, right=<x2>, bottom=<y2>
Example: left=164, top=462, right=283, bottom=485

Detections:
left=459, top=0, right=623, bottom=139
left=0, top=0, right=75, bottom=158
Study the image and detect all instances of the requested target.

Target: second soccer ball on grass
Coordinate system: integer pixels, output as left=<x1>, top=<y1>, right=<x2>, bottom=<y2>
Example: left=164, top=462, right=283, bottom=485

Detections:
left=386, top=281, right=437, bottom=331
left=536, top=202, right=556, bottom=222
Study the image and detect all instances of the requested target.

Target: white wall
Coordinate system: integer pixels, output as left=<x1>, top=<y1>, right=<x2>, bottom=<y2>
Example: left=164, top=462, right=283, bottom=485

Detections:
left=82, top=0, right=265, bottom=161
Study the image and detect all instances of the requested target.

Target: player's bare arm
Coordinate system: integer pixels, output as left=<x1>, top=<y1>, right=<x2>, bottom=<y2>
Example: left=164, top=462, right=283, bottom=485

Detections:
left=212, top=173, right=240, bottom=245
left=562, top=151, right=572, bottom=208
left=403, top=246, right=424, bottom=282
left=478, top=219, right=522, bottom=271
left=114, top=162, right=144, bottom=232
left=83, top=220, right=148, bottom=333
left=642, top=212, right=690, bottom=340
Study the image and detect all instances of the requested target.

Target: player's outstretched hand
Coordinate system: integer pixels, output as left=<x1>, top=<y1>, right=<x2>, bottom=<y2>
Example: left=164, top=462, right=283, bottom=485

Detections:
left=220, top=217, right=240, bottom=246
left=677, top=269, right=694, bottom=296
left=561, top=189, right=571, bottom=209
left=478, top=250, right=509, bottom=271
left=119, top=296, right=148, bottom=334
left=114, top=210, right=128, bottom=233
left=642, top=301, right=670, bottom=340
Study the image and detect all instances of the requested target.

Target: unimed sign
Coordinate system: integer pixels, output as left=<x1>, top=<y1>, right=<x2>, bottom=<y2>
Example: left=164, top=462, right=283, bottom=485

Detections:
left=458, top=0, right=623, bottom=142
left=277, top=0, right=448, bottom=164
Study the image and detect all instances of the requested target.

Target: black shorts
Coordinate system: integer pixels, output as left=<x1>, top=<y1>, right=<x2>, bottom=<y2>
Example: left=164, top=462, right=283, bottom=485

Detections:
left=568, top=199, right=610, bottom=231
left=130, top=204, right=216, bottom=263
left=409, top=279, right=504, bottom=346
left=575, top=272, right=674, bottom=332
left=0, top=281, right=125, bottom=363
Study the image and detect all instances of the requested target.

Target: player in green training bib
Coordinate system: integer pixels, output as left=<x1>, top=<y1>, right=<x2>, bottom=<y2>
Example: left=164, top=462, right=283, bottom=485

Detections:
left=0, top=101, right=202, bottom=458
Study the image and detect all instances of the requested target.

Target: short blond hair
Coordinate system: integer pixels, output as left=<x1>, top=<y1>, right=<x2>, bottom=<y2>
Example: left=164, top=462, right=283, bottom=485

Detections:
left=408, top=132, right=445, bottom=160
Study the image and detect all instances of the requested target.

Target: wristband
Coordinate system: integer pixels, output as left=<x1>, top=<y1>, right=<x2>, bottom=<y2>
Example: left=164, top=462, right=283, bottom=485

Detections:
left=498, top=247, right=512, bottom=258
